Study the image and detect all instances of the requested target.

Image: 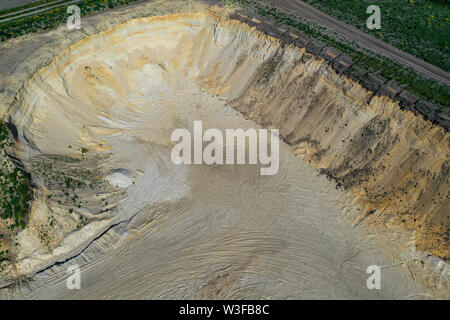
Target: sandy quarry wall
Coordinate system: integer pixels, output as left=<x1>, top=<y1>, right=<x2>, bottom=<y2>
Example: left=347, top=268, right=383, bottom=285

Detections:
left=217, top=17, right=450, bottom=259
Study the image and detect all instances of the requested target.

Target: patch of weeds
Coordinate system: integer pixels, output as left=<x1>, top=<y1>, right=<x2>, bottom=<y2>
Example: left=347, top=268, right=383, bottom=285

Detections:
left=0, top=121, right=32, bottom=233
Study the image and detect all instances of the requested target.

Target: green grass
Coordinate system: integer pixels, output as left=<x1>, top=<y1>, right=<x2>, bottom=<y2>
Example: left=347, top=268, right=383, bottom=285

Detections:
left=0, top=0, right=140, bottom=41
left=224, top=0, right=449, bottom=109
left=300, top=0, right=450, bottom=72
left=0, top=121, right=32, bottom=232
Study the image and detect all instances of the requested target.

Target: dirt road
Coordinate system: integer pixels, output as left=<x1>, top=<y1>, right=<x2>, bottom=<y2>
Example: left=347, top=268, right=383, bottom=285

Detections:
left=0, top=0, right=81, bottom=23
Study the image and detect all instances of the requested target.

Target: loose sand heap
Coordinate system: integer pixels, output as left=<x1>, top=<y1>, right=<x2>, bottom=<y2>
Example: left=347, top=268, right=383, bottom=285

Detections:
left=0, top=7, right=448, bottom=299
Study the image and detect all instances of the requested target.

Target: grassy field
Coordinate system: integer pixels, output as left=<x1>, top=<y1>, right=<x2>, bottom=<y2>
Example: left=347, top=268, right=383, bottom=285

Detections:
left=301, top=0, right=450, bottom=72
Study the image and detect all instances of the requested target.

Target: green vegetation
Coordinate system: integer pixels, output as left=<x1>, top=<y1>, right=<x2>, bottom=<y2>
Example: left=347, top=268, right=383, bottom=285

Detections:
left=0, top=121, right=32, bottom=232
left=0, top=249, right=8, bottom=263
left=257, top=53, right=283, bottom=84
left=300, top=0, right=450, bottom=72
left=0, top=0, right=140, bottom=42
left=224, top=0, right=449, bottom=109
left=80, top=147, right=88, bottom=158
left=0, top=0, right=63, bottom=17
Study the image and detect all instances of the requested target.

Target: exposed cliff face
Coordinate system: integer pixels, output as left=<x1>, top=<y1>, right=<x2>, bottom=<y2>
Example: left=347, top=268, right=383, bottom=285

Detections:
left=228, top=44, right=450, bottom=259
left=0, top=11, right=448, bottom=295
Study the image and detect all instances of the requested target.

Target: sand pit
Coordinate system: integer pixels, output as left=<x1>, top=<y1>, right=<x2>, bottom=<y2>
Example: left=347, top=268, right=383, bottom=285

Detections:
left=0, top=11, right=448, bottom=299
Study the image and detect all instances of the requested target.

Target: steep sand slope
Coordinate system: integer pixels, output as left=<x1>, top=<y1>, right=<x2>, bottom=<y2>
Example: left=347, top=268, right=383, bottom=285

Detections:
left=0, top=11, right=448, bottom=298
left=228, top=29, right=449, bottom=260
